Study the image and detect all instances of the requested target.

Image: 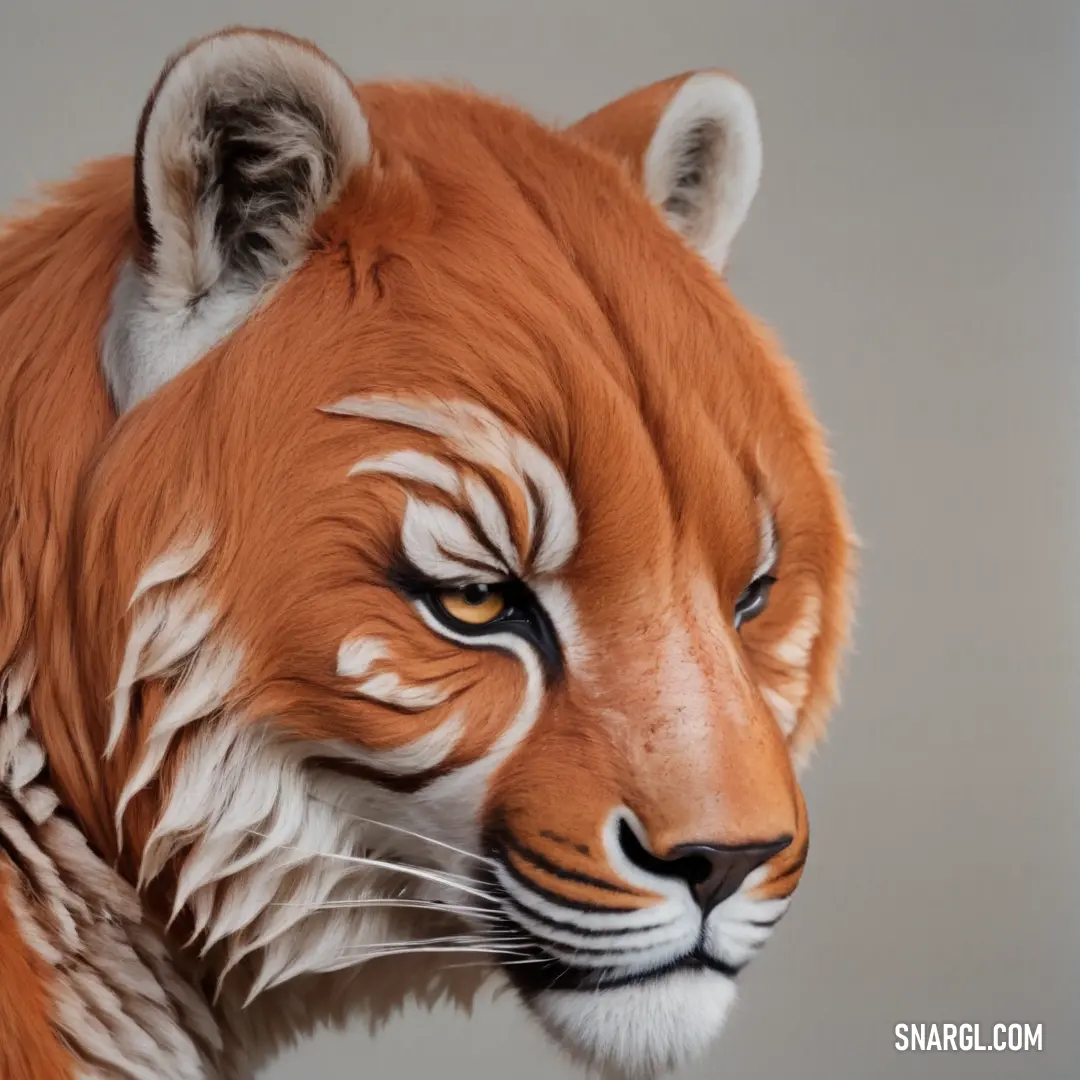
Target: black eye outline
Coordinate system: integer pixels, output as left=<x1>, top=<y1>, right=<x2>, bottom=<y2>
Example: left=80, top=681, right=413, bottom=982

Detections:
left=388, top=564, right=564, bottom=680
left=734, top=573, right=777, bottom=630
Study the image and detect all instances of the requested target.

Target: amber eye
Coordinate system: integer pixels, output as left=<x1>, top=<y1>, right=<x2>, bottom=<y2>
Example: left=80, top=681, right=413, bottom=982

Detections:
left=436, top=583, right=507, bottom=626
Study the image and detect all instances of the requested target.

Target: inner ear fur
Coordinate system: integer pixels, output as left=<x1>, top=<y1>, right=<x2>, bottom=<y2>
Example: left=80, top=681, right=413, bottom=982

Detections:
left=570, top=70, right=763, bottom=271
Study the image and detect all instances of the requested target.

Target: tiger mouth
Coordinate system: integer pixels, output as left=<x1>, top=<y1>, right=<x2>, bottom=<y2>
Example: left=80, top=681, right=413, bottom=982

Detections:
left=494, top=939, right=744, bottom=995
left=456, top=826, right=759, bottom=994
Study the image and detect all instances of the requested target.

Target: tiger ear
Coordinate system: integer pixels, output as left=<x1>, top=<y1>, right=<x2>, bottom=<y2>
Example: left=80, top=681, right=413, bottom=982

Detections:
left=102, top=28, right=370, bottom=412
left=571, top=71, right=762, bottom=272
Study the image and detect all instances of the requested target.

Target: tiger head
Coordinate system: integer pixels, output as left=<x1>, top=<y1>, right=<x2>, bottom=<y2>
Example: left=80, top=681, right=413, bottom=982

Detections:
left=0, top=27, right=854, bottom=1080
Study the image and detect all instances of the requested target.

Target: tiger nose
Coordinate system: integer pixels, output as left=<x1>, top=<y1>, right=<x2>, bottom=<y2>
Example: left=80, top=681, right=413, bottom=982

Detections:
left=619, top=822, right=792, bottom=916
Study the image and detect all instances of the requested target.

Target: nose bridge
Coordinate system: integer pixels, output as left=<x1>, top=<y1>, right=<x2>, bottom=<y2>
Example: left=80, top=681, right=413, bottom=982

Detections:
left=616, top=600, right=799, bottom=853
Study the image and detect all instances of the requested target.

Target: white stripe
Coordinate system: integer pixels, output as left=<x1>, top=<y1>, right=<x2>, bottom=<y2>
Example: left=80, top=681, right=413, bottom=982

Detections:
left=349, top=450, right=461, bottom=495
left=774, top=596, right=821, bottom=669
left=336, top=637, right=388, bottom=679
left=464, top=475, right=520, bottom=574
left=118, top=641, right=243, bottom=851
left=401, top=496, right=505, bottom=580
left=315, top=711, right=464, bottom=776
left=107, top=603, right=168, bottom=757
left=762, top=685, right=799, bottom=735
left=323, top=394, right=579, bottom=575
left=511, top=435, right=577, bottom=574
left=355, top=672, right=448, bottom=711
left=128, top=531, right=213, bottom=609
left=753, top=499, right=778, bottom=581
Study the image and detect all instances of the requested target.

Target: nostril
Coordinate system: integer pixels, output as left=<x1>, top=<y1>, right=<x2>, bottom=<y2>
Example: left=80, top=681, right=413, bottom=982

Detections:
left=617, top=819, right=792, bottom=916
left=617, top=820, right=664, bottom=874
left=617, top=820, right=664, bottom=873
left=618, top=820, right=710, bottom=884
left=670, top=851, right=714, bottom=888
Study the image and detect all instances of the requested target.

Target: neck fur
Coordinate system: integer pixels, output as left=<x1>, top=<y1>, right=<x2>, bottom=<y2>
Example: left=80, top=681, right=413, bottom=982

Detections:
left=0, top=653, right=483, bottom=1078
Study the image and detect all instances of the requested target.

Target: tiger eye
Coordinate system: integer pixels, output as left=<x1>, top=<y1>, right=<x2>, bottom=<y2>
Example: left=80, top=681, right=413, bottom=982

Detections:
left=437, top=584, right=507, bottom=625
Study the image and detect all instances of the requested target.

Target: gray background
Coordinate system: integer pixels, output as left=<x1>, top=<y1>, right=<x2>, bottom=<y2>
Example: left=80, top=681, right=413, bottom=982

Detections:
left=1, top=1, right=1077, bottom=1078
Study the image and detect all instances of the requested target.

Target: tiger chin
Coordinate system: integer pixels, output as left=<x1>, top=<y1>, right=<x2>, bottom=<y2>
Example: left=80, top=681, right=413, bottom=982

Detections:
left=0, top=25, right=855, bottom=1080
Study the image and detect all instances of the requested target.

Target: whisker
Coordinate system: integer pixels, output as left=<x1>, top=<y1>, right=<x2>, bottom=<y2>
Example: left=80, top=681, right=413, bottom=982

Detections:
left=339, top=945, right=537, bottom=964
left=440, top=956, right=551, bottom=972
left=244, top=831, right=495, bottom=902
left=338, top=934, right=529, bottom=953
left=265, top=898, right=500, bottom=920
left=309, top=795, right=496, bottom=866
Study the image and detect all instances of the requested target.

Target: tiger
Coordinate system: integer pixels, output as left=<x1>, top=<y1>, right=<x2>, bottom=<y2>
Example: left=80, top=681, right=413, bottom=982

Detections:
left=0, top=25, right=855, bottom=1080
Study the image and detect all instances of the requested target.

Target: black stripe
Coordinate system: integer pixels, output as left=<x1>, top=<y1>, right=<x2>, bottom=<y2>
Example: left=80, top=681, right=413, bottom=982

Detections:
left=506, top=948, right=744, bottom=997
left=523, top=475, right=548, bottom=568
left=748, top=912, right=786, bottom=929
left=309, top=757, right=440, bottom=795
left=452, top=504, right=514, bottom=573
left=768, top=849, right=808, bottom=888
left=522, top=934, right=685, bottom=958
left=500, top=887, right=671, bottom=938
left=490, top=851, right=645, bottom=916
left=434, top=542, right=506, bottom=578
left=502, top=832, right=639, bottom=896
left=477, top=471, right=531, bottom=567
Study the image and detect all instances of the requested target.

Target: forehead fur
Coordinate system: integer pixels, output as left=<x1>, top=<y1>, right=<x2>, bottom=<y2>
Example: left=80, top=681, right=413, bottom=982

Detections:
left=99, top=78, right=837, bottom=545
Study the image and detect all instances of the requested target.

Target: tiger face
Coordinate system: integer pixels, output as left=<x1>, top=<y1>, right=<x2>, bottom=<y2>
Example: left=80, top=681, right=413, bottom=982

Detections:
left=4, top=27, right=853, bottom=1080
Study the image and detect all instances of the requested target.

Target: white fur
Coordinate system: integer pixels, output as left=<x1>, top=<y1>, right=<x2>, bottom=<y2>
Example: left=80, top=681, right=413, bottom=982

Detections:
left=702, top=870, right=790, bottom=970
left=509, top=435, right=578, bottom=574
left=349, top=451, right=461, bottom=495
left=402, top=496, right=504, bottom=580
left=107, top=590, right=218, bottom=757
left=644, top=72, right=762, bottom=271
left=315, top=712, right=464, bottom=776
left=774, top=596, right=822, bottom=669
left=129, top=529, right=214, bottom=607
left=102, top=259, right=259, bottom=413
left=118, top=639, right=244, bottom=839
left=1, top=658, right=225, bottom=1079
left=762, top=685, right=799, bottom=736
left=532, top=968, right=738, bottom=1080
left=108, top=531, right=224, bottom=758
left=148, top=713, right=497, bottom=1010
left=335, top=636, right=388, bottom=679
left=753, top=500, right=778, bottom=581
left=355, top=671, right=449, bottom=711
